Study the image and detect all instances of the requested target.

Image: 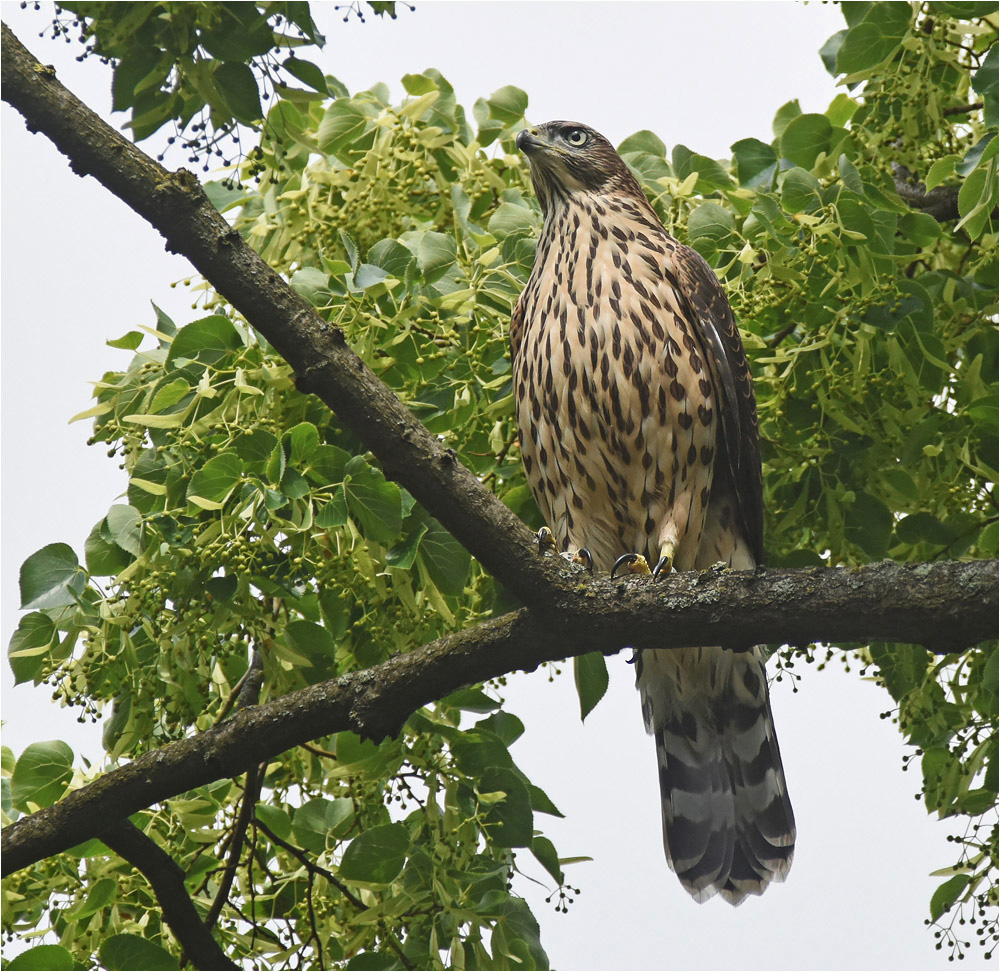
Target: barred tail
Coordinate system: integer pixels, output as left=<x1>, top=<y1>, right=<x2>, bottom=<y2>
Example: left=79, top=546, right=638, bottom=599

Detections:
left=637, top=645, right=795, bottom=905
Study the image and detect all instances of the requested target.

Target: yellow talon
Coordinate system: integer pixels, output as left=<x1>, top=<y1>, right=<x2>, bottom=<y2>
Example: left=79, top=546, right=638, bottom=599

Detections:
left=537, top=526, right=558, bottom=555
left=611, top=553, right=651, bottom=578
left=653, top=541, right=676, bottom=580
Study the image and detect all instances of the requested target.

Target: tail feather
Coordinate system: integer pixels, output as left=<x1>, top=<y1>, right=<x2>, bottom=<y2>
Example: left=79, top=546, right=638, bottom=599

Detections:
left=637, top=645, right=795, bottom=905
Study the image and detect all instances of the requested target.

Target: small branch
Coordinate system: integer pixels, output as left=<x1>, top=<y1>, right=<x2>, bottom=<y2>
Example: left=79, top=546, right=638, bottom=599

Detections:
left=254, top=816, right=366, bottom=910
left=204, top=762, right=265, bottom=932
left=3, top=559, right=995, bottom=877
left=943, top=101, right=984, bottom=116
left=98, top=820, right=239, bottom=971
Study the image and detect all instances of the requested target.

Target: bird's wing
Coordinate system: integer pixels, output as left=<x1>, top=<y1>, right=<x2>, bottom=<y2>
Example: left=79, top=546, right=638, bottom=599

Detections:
left=672, top=245, right=764, bottom=564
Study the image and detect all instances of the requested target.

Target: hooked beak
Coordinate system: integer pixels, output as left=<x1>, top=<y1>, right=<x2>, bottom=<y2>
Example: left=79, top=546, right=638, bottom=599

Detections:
left=516, top=129, right=548, bottom=155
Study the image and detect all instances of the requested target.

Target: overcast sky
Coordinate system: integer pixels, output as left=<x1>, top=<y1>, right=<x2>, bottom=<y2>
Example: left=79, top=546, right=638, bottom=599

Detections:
left=1, top=2, right=989, bottom=970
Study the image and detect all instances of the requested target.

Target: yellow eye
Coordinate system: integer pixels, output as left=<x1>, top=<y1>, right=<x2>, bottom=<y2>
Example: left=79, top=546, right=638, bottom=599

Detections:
left=566, top=129, right=588, bottom=147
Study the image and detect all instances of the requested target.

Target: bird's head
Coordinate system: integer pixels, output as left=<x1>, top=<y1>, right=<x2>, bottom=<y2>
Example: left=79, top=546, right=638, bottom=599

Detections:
left=516, top=121, right=637, bottom=212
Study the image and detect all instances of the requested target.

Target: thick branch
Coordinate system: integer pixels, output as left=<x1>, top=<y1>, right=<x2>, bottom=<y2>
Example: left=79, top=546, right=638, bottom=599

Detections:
left=3, top=559, right=995, bottom=877
left=0, top=22, right=553, bottom=611
left=98, top=820, right=239, bottom=970
left=893, top=162, right=961, bottom=221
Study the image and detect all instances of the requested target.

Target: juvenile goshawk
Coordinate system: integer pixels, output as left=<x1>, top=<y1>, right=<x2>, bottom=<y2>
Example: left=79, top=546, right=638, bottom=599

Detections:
left=511, top=121, right=795, bottom=905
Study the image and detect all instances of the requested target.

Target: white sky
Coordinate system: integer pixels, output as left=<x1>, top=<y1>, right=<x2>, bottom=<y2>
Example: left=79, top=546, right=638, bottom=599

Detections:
left=1, top=2, right=990, bottom=970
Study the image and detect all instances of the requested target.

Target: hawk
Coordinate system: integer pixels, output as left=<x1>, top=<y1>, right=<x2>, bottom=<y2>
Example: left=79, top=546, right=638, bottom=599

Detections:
left=510, top=121, right=795, bottom=904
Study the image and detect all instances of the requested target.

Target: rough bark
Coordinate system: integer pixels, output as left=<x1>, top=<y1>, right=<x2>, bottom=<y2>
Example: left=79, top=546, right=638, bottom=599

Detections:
left=3, top=559, right=996, bottom=877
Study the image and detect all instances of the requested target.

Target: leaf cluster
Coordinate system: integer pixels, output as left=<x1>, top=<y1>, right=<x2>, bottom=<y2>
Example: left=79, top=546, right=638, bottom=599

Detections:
left=36, top=1, right=402, bottom=169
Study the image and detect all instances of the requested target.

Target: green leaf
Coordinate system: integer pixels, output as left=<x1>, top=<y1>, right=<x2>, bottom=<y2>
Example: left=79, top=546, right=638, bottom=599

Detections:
left=618, top=130, right=667, bottom=157
left=531, top=835, right=564, bottom=884
left=479, top=766, right=533, bottom=848
left=488, top=203, right=538, bottom=238
left=687, top=202, right=735, bottom=244
left=844, top=492, right=893, bottom=558
left=771, top=99, right=802, bottom=138
left=352, top=263, right=390, bottom=290
left=367, top=239, right=414, bottom=276
left=282, top=56, right=327, bottom=93
left=99, top=933, right=179, bottom=971
left=214, top=62, right=264, bottom=123
left=149, top=377, right=191, bottom=414
left=898, top=211, right=942, bottom=247
left=819, top=29, right=848, bottom=75
left=187, top=453, right=244, bottom=510
left=416, top=231, right=458, bottom=282
left=896, top=513, right=958, bottom=546
left=316, top=486, right=349, bottom=528
left=19, top=542, right=83, bottom=610
left=166, top=316, right=242, bottom=366
left=67, top=876, right=117, bottom=919
left=339, top=822, right=410, bottom=884
left=233, top=429, right=278, bottom=464
left=318, top=100, right=369, bottom=156
left=7, top=945, right=75, bottom=971
left=869, top=643, right=929, bottom=701
left=342, top=456, right=402, bottom=543
left=106, top=504, right=143, bottom=557
left=256, top=803, right=293, bottom=841
left=282, top=620, right=335, bottom=680
left=730, top=137, right=777, bottom=189
left=290, top=267, right=333, bottom=305
left=836, top=20, right=903, bottom=76
left=107, top=330, right=144, bottom=350
left=486, top=85, right=528, bottom=124
left=930, top=2, right=998, bottom=17
left=671, top=144, right=733, bottom=191
left=779, top=167, right=822, bottom=213
left=925, top=156, right=958, bottom=192
left=930, top=873, right=970, bottom=921
left=286, top=422, right=320, bottom=465
left=7, top=612, right=57, bottom=684
left=418, top=517, right=471, bottom=596
left=779, top=113, right=832, bottom=168
left=291, top=797, right=354, bottom=852
left=573, top=652, right=609, bottom=721
left=957, top=133, right=997, bottom=177
left=11, top=740, right=73, bottom=811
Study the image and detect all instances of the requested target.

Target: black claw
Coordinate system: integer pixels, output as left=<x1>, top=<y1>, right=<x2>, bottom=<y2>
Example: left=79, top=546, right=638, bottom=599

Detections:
left=652, top=556, right=672, bottom=580
left=577, top=548, right=594, bottom=572
left=611, top=552, right=639, bottom=579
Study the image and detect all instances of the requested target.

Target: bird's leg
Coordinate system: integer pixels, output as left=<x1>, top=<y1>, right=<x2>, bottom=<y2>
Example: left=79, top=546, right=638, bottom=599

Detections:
left=536, top=527, right=593, bottom=572
left=652, top=539, right=677, bottom=580
left=611, top=552, right=651, bottom=578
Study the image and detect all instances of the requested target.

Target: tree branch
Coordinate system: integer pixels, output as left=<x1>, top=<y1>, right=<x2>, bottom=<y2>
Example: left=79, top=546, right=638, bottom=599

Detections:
left=3, top=558, right=995, bottom=877
left=893, top=163, right=962, bottom=221
left=98, top=820, right=239, bottom=970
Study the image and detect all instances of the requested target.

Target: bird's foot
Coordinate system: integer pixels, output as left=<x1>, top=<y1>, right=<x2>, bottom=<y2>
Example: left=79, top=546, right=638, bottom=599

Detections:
left=652, top=541, right=677, bottom=580
left=611, top=552, right=651, bottom=579
left=537, top=528, right=593, bottom=572
left=537, top=526, right=558, bottom=556
left=563, top=547, right=594, bottom=572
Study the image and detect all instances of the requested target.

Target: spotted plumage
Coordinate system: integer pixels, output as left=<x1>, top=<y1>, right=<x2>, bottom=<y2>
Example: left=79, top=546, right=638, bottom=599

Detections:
left=512, top=121, right=794, bottom=904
